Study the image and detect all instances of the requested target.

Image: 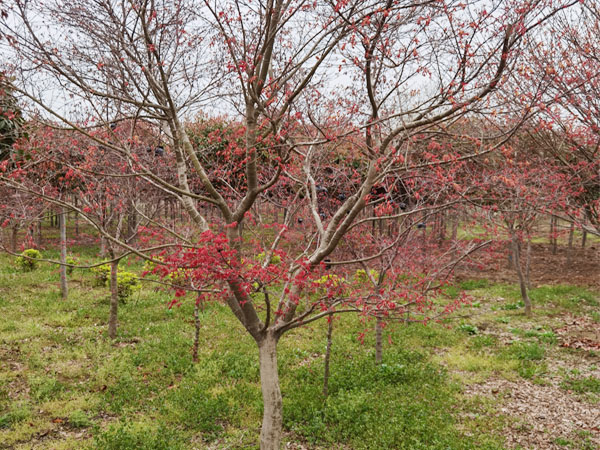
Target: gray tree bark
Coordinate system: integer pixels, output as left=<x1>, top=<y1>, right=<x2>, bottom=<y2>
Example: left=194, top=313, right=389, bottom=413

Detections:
left=258, top=334, right=283, bottom=450
left=108, top=259, right=119, bottom=339
left=59, top=208, right=68, bottom=299
left=375, top=315, right=383, bottom=365
left=511, top=232, right=532, bottom=317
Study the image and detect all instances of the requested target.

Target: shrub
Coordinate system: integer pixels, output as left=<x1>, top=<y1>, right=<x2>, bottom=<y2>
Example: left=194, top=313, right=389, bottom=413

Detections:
left=66, top=256, right=77, bottom=275
left=143, top=257, right=187, bottom=287
left=15, top=248, right=41, bottom=271
left=114, top=271, right=141, bottom=301
left=256, top=251, right=281, bottom=265
left=142, top=256, right=163, bottom=275
left=354, top=268, right=379, bottom=284
left=91, top=264, right=140, bottom=301
left=91, top=264, right=111, bottom=286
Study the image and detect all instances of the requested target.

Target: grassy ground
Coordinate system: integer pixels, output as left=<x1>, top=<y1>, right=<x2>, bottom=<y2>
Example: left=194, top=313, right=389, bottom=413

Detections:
left=1, top=245, right=599, bottom=449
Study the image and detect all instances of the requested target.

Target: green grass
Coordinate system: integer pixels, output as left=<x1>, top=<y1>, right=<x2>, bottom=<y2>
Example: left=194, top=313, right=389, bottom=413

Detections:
left=561, top=375, right=600, bottom=395
left=0, top=251, right=507, bottom=449
left=1, top=241, right=599, bottom=449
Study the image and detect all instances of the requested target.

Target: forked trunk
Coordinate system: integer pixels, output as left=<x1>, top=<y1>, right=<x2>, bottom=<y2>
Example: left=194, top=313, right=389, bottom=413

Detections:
left=258, top=334, right=283, bottom=450
left=511, top=233, right=532, bottom=317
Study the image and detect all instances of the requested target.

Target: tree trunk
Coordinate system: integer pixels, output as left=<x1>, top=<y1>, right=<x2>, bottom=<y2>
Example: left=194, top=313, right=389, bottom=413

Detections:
left=507, top=240, right=514, bottom=269
left=192, top=300, right=201, bottom=363
left=99, top=236, right=107, bottom=258
left=36, top=220, right=42, bottom=246
left=582, top=229, right=587, bottom=248
left=375, top=315, right=383, bottom=365
left=451, top=215, right=458, bottom=241
left=323, top=314, right=333, bottom=398
left=550, top=216, right=557, bottom=255
left=59, top=208, right=68, bottom=299
left=258, top=334, right=283, bottom=450
left=525, top=238, right=532, bottom=291
left=108, top=259, right=119, bottom=339
left=438, top=211, right=446, bottom=242
left=11, top=225, right=18, bottom=253
left=511, top=233, right=532, bottom=317
left=74, top=197, right=79, bottom=236
left=127, top=200, right=137, bottom=245
left=567, top=221, right=574, bottom=265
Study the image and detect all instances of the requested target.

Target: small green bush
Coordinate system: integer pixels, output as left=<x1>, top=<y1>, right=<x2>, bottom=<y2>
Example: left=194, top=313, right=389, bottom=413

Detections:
left=15, top=248, right=41, bottom=271
left=114, top=271, right=141, bottom=301
left=354, top=268, right=379, bottom=284
left=256, top=251, right=281, bottom=265
left=91, top=264, right=140, bottom=300
left=66, top=256, right=77, bottom=275
left=143, top=257, right=188, bottom=287
left=91, top=264, right=111, bottom=287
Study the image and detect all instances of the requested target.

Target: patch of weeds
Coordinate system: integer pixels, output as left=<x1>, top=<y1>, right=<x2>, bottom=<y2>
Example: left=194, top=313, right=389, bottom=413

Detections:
left=0, top=404, right=31, bottom=429
left=93, top=421, right=185, bottom=449
left=458, top=324, right=478, bottom=335
left=509, top=342, right=545, bottom=361
left=68, top=410, right=91, bottom=428
left=591, top=311, right=600, bottom=323
left=469, top=335, right=498, bottom=350
left=512, top=328, right=557, bottom=345
left=162, top=380, right=230, bottom=436
left=517, top=361, right=547, bottom=379
left=554, top=437, right=573, bottom=446
left=537, top=331, right=557, bottom=345
left=29, top=375, right=65, bottom=401
left=495, top=316, right=511, bottom=324
left=500, top=301, right=524, bottom=311
left=217, top=352, right=259, bottom=380
left=530, top=285, right=599, bottom=309
left=505, top=342, right=547, bottom=380
left=561, top=375, right=600, bottom=394
left=459, top=279, right=490, bottom=290
left=485, top=284, right=521, bottom=302
left=442, top=285, right=461, bottom=299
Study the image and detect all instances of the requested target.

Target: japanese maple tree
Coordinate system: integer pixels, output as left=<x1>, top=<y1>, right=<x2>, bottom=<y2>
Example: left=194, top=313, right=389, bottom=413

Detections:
left=0, top=0, right=581, bottom=447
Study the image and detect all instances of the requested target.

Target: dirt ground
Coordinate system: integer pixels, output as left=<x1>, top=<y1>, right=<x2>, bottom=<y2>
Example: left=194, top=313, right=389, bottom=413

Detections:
left=455, top=241, right=600, bottom=449
left=457, top=242, right=600, bottom=290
